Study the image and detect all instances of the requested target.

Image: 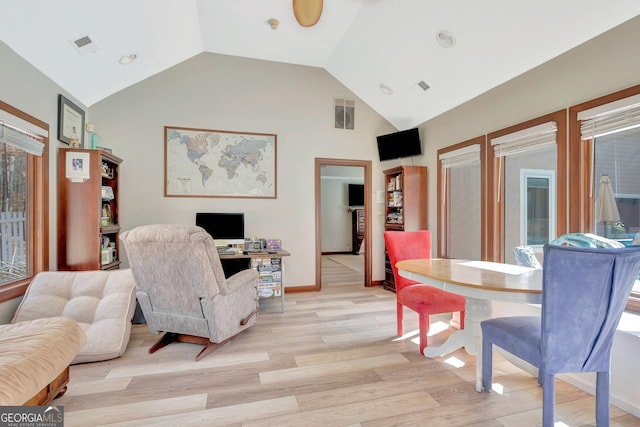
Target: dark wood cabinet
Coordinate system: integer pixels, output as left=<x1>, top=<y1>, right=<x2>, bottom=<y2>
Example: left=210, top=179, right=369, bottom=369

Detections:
left=351, top=208, right=365, bottom=255
left=383, top=165, right=427, bottom=291
left=58, top=148, right=122, bottom=271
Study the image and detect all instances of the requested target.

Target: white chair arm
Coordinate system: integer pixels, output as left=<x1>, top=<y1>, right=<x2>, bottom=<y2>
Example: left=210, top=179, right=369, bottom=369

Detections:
left=224, top=269, right=259, bottom=294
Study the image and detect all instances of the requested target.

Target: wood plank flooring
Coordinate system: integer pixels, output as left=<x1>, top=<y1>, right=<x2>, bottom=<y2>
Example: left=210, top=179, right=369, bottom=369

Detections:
left=56, top=256, right=640, bottom=426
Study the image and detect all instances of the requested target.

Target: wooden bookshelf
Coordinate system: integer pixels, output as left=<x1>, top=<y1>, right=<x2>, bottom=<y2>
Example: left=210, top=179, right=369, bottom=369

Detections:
left=383, top=165, right=427, bottom=291
left=58, top=148, right=123, bottom=271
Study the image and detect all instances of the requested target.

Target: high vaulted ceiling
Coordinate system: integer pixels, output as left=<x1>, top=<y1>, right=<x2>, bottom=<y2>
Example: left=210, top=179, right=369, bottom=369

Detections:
left=2, top=1, right=640, bottom=130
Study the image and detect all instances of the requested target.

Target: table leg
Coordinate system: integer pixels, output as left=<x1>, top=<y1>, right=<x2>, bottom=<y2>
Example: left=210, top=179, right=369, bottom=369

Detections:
left=465, top=298, right=493, bottom=392
left=280, top=285, right=284, bottom=313
left=422, top=329, right=466, bottom=358
left=422, top=296, right=493, bottom=392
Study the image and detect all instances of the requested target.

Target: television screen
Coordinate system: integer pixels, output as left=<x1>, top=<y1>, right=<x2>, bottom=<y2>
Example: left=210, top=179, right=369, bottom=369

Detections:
left=348, top=184, right=365, bottom=206
left=376, top=128, right=422, bottom=161
left=195, top=213, right=245, bottom=244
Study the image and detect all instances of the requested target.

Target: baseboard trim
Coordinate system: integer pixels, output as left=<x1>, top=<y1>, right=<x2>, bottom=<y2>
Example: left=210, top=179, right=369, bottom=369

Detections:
left=285, top=285, right=318, bottom=293
left=559, top=373, right=640, bottom=419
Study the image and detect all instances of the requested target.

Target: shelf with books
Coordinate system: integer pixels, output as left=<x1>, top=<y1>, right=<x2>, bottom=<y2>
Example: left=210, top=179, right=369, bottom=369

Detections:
left=58, top=148, right=123, bottom=271
left=382, top=165, right=427, bottom=291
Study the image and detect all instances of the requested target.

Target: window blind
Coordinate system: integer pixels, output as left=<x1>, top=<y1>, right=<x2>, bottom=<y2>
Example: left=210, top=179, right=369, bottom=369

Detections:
left=491, top=121, right=557, bottom=157
left=0, top=109, right=48, bottom=138
left=0, top=122, right=45, bottom=156
left=578, top=93, right=640, bottom=139
left=439, top=143, right=481, bottom=209
left=439, top=144, right=480, bottom=168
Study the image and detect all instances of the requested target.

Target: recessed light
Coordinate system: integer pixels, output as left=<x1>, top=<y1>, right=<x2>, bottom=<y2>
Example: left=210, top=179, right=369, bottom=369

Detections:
left=119, top=53, right=137, bottom=65
left=436, top=30, right=456, bottom=48
left=379, top=83, right=393, bottom=95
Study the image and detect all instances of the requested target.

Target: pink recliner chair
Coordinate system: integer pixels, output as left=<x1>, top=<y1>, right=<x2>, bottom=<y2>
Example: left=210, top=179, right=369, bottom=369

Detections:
left=384, top=230, right=466, bottom=354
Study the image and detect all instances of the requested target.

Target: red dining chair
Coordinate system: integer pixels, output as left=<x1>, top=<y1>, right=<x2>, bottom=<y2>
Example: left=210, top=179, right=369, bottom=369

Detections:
left=384, top=230, right=466, bottom=354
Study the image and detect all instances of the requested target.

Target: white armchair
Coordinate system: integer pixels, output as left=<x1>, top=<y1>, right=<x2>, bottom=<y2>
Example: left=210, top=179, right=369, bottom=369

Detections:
left=120, top=224, right=259, bottom=360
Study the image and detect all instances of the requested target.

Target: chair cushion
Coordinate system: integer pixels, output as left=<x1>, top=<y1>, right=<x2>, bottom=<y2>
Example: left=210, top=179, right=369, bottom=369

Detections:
left=398, top=284, right=466, bottom=314
left=0, top=317, right=86, bottom=405
left=513, top=246, right=542, bottom=269
left=12, top=270, right=136, bottom=364
left=550, top=233, right=624, bottom=248
left=481, top=316, right=542, bottom=368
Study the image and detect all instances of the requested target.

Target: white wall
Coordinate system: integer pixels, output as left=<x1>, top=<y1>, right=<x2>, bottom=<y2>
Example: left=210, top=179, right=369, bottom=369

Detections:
left=89, top=52, right=395, bottom=287
left=320, top=179, right=353, bottom=252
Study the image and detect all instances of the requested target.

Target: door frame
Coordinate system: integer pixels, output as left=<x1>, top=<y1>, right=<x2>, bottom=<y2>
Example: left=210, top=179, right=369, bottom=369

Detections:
left=315, top=158, right=372, bottom=290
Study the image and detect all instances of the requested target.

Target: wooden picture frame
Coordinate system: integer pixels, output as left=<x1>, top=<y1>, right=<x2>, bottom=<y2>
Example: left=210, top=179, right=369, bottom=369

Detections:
left=164, top=126, right=277, bottom=198
left=57, top=94, right=85, bottom=148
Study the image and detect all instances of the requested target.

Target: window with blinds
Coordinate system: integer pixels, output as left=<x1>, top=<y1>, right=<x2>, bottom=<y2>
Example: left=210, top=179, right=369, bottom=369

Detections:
left=490, top=120, right=559, bottom=263
left=576, top=92, right=640, bottom=239
left=569, top=85, right=640, bottom=313
left=438, top=142, right=482, bottom=260
left=0, top=101, right=48, bottom=299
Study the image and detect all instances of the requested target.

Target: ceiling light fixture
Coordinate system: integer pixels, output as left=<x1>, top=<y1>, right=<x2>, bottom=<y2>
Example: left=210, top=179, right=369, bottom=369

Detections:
left=119, top=54, right=137, bottom=65
left=436, top=30, right=456, bottom=48
left=293, top=0, right=323, bottom=27
left=379, top=84, right=393, bottom=95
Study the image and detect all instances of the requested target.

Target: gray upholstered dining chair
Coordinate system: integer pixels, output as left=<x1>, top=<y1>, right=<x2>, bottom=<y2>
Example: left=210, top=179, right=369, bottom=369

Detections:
left=481, top=244, right=640, bottom=426
left=120, top=224, right=259, bottom=361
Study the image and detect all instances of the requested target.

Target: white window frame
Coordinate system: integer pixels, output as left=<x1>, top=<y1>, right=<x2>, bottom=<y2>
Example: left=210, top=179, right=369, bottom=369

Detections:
left=520, top=169, right=556, bottom=248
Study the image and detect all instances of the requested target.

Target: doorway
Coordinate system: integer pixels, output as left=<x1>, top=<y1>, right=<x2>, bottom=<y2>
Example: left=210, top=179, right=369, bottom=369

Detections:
left=315, top=158, right=372, bottom=290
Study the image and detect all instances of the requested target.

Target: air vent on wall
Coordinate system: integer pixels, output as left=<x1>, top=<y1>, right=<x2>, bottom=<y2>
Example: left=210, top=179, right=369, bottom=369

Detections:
left=417, top=80, right=430, bottom=91
left=71, top=35, right=97, bottom=56
left=334, top=97, right=355, bottom=130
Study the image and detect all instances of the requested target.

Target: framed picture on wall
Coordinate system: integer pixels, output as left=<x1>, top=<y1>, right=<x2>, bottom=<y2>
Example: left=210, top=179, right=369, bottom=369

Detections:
left=57, top=94, right=85, bottom=148
left=164, top=126, right=277, bottom=198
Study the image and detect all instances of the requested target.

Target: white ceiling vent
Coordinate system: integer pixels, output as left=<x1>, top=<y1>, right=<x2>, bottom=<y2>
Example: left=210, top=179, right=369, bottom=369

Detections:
left=71, top=35, right=97, bottom=56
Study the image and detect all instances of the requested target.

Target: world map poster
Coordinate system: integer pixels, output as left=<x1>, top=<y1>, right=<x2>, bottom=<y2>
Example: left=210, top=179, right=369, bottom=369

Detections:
left=164, top=126, right=277, bottom=198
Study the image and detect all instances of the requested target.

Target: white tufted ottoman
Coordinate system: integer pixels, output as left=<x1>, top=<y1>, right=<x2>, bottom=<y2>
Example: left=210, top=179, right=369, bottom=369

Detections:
left=12, top=269, right=136, bottom=364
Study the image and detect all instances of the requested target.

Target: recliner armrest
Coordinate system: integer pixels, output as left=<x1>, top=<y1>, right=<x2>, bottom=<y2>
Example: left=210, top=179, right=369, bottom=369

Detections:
left=224, top=269, right=259, bottom=294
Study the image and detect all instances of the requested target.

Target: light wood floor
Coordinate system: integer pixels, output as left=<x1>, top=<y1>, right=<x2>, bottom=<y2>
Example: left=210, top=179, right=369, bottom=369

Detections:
left=57, top=256, right=640, bottom=426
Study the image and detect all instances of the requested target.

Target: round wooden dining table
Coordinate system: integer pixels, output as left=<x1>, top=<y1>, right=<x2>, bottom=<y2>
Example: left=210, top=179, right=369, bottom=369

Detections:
left=396, top=258, right=543, bottom=391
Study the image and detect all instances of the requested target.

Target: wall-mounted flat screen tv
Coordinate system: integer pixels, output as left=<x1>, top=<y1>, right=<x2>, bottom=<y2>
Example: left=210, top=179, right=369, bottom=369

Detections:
left=348, top=183, right=364, bottom=206
left=376, top=128, right=422, bottom=161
